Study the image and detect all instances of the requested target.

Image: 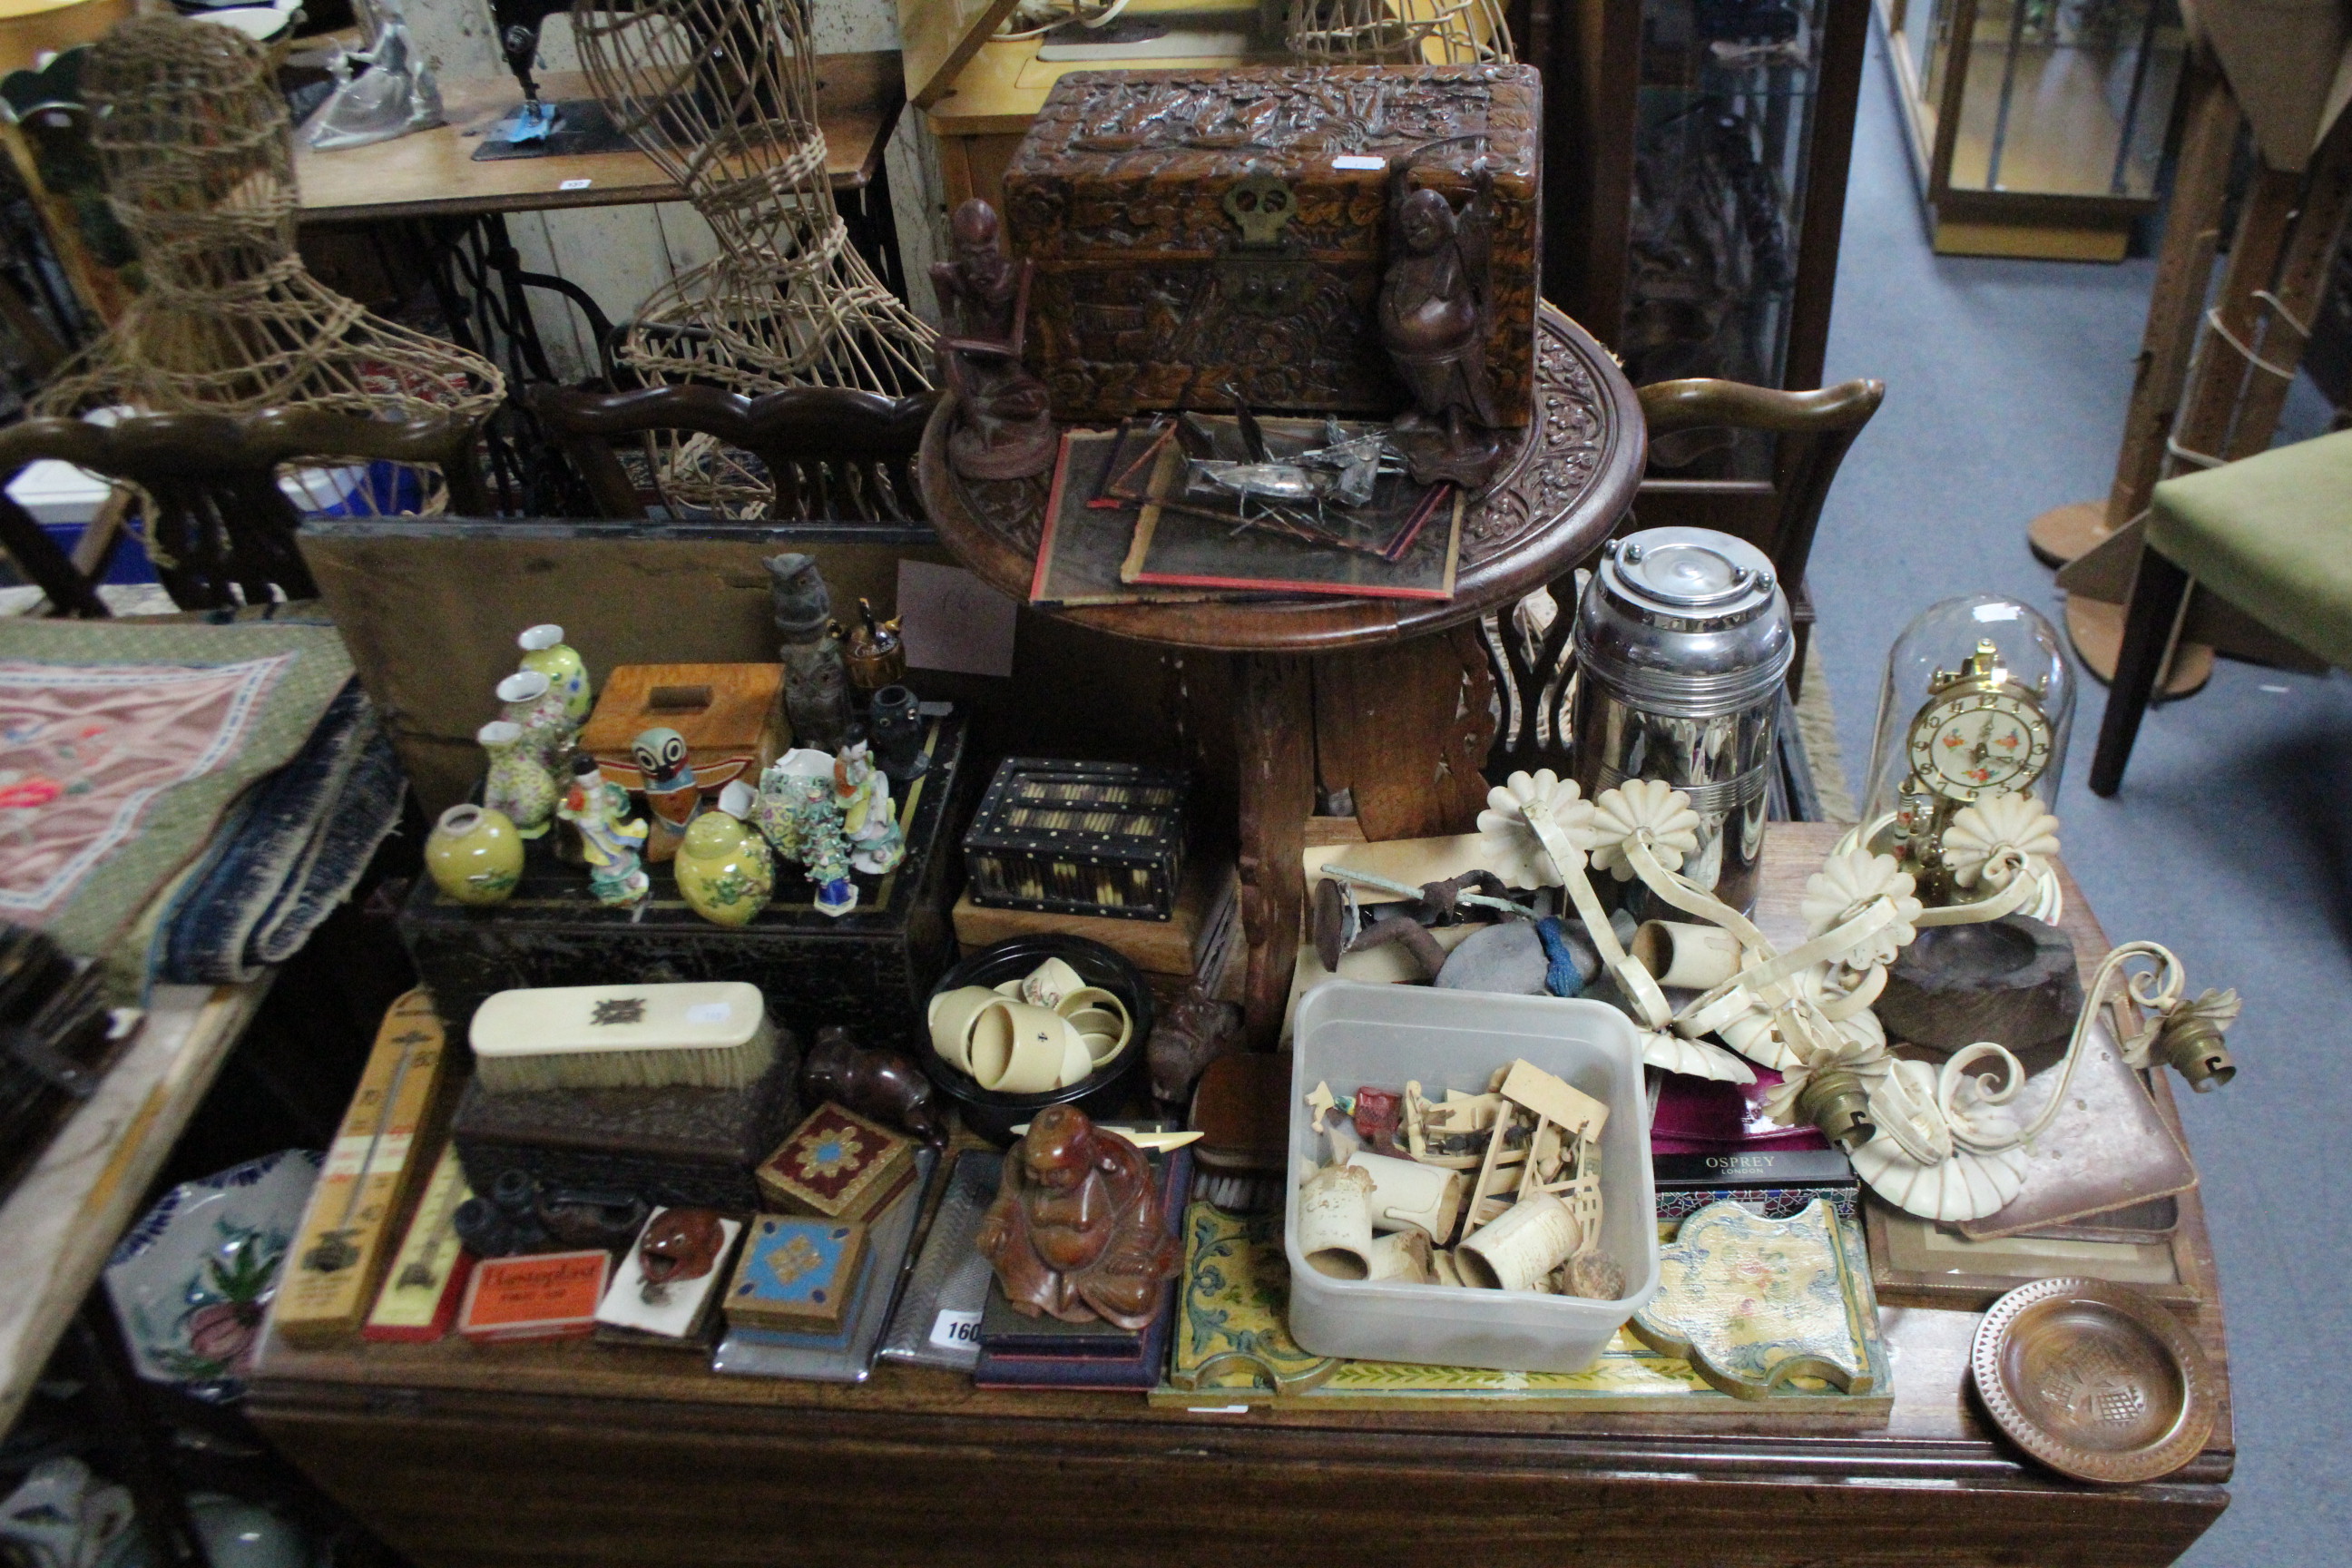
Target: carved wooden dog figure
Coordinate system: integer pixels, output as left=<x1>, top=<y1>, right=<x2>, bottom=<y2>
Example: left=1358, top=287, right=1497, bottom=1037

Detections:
left=799, top=1024, right=949, bottom=1144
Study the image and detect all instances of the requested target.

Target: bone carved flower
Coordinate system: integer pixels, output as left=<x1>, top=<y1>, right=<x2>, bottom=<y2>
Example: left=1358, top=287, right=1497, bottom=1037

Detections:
left=1799, top=849, right=1922, bottom=968
left=1475, top=769, right=1595, bottom=887
left=1942, top=791, right=2060, bottom=890
left=1588, top=779, right=1702, bottom=883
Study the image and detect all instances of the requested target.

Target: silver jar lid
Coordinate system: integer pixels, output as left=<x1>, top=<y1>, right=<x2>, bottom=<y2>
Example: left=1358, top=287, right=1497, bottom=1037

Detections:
left=1574, top=526, right=1793, bottom=716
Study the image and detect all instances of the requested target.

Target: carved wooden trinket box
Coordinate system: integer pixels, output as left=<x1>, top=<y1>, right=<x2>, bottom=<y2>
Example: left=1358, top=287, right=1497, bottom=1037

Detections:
left=1003, top=64, right=1541, bottom=423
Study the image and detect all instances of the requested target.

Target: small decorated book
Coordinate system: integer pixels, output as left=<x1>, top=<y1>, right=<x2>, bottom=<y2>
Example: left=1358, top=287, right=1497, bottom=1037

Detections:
left=724, top=1216, right=868, bottom=1332
left=756, top=1103, right=916, bottom=1221
left=457, top=1250, right=610, bottom=1343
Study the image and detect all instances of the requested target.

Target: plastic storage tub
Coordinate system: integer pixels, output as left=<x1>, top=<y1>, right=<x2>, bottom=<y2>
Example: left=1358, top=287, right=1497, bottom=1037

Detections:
left=1285, top=979, right=1661, bottom=1373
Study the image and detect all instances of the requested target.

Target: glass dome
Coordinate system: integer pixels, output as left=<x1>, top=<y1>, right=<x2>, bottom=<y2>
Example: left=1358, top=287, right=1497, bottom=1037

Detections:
left=1859, top=595, right=2074, bottom=872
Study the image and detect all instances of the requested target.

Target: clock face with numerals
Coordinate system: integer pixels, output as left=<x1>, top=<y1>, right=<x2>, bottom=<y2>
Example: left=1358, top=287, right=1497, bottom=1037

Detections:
left=1906, top=689, right=2052, bottom=801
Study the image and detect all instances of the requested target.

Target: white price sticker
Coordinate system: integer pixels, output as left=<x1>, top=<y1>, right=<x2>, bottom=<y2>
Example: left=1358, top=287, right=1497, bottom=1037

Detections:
left=929, top=1308, right=983, bottom=1350
left=559, top=178, right=593, bottom=191
left=684, top=1003, right=732, bottom=1024
left=1331, top=155, right=1387, bottom=172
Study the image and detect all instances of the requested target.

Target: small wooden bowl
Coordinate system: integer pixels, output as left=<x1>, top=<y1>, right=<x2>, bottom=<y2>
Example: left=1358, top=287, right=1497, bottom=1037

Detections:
left=1970, top=1278, right=2214, bottom=1485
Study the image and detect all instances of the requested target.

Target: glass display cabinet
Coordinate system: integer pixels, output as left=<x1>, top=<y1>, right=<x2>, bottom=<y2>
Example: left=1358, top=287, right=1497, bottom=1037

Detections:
left=1618, top=0, right=1841, bottom=480
left=1880, top=0, right=2187, bottom=260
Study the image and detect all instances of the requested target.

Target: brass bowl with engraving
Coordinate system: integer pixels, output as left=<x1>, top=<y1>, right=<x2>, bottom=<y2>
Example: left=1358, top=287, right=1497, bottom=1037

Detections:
left=1970, top=1278, right=2214, bottom=1485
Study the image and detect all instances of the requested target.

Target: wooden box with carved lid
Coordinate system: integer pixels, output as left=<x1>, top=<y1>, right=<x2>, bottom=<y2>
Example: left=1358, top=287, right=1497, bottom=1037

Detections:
left=1002, top=64, right=1541, bottom=424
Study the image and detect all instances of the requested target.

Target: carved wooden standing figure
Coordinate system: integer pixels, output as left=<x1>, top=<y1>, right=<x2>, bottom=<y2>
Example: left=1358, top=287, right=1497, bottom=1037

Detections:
left=1380, top=153, right=1504, bottom=489
left=931, top=200, right=1057, bottom=481
left=975, top=1105, right=1179, bottom=1329
left=766, top=552, right=852, bottom=750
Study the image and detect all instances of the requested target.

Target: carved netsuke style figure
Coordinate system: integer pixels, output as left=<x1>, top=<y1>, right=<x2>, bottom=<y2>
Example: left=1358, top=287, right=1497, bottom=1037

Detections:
left=930, top=200, right=1056, bottom=480
left=766, top=552, right=851, bottom=751
left=975, top=1105, right=1179, bottom=1329
left=1379, top=160, right=1505, bottom=489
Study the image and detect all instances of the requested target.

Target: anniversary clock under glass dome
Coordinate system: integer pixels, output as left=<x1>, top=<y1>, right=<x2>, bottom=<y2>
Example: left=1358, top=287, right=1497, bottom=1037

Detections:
left=1860, top=595, right=2074, bottom=896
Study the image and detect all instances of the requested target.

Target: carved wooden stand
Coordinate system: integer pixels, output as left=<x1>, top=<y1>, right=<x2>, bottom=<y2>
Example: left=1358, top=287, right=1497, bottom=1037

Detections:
left=916, top=304, right=1644, bottom=1043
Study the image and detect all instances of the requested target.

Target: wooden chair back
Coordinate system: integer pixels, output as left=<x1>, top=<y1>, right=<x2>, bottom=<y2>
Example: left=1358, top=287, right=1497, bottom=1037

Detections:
left=0, top=406, right=488, bottom=615
left=528, top=384, right=943, bottom=525
left=1485, top=376, right=1883, bottom=779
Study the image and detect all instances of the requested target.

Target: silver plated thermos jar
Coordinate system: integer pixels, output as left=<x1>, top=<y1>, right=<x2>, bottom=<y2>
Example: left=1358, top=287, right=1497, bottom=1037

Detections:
left=1571, top=526, right=1793, bottom=914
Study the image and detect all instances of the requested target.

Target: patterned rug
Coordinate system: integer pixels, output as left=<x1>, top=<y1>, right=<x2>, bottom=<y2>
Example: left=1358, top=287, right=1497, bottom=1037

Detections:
left=0, top=618, right=354, bottom=981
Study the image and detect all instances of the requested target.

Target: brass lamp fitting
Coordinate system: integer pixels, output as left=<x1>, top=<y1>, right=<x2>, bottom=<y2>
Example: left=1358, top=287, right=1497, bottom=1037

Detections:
left=1797, top=1067, right=1876, bottom=1152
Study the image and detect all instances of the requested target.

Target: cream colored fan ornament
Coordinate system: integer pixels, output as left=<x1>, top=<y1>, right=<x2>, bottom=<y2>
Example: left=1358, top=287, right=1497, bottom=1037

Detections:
left=1938, top=790, right=2064, bottom=923
left=571, top=0, right=936, bottom=517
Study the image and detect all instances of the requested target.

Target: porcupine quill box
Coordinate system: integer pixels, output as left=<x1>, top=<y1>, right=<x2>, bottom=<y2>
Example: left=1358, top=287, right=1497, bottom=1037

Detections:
left=1002, top=64, right=1540, bottom=423
left=961, top=757, right=1190, bottom=921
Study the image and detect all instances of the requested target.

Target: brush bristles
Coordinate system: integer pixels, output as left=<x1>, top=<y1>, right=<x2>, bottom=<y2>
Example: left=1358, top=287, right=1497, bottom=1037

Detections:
left=474, top=1018, right=777, bottom=1093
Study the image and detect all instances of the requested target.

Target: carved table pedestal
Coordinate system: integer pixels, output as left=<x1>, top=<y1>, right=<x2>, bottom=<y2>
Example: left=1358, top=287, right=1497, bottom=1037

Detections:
left=917, top=303, right=1645, bottom=1042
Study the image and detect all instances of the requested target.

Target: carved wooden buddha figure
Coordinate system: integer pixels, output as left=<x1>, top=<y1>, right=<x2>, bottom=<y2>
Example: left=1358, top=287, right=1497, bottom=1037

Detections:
left=975, top=1105, right=1178, bottom=1329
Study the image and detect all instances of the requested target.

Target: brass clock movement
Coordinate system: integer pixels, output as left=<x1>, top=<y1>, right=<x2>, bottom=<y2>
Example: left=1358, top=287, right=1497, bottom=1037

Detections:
left=1889, top=640, right=2053, bottom=891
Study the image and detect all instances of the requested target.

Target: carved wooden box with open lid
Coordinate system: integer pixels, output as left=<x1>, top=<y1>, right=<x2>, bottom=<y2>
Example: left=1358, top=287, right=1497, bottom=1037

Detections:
left=1002, top=64, right=1541, bottom=423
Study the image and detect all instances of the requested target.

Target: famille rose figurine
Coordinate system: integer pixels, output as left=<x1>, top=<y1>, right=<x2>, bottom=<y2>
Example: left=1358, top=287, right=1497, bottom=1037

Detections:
left=558, top=753, right=650, bottom=909
left=516, top=624, right=593, bottom=723
left=477, top=720, right=555, bottom=839
left=632, top=726, right=701, bottom=865
left=835, top=740, right=904, bottom=876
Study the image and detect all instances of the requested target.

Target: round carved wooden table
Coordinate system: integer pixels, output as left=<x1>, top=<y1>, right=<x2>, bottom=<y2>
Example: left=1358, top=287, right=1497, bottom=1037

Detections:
left=917, top=303, right=1645, bottom=1038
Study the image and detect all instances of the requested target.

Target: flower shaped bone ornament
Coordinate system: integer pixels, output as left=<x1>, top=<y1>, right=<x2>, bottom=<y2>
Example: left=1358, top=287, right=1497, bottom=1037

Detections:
left=1800, top=850, right=1921, bottom=971
left=1475, top=769, right=1595, bottom=888
left=1942, top=791, right=2059, bottom=891
left=1588, top=779, right=1702, bottom=883
left=1917, top=789, right=2065, bottom=926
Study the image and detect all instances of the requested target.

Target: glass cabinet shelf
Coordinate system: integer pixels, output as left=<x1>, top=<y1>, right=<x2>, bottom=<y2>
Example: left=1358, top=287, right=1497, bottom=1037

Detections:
left=1878, top=0, right=2185, bottom=259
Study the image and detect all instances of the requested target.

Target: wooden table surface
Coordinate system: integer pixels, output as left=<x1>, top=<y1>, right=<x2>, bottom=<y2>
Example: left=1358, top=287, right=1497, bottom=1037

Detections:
left=0, top=980, right=270, bottom=1431
left=292, top=55, right=905, bottom=225
left=244, top=822, right=2233, bottom=1568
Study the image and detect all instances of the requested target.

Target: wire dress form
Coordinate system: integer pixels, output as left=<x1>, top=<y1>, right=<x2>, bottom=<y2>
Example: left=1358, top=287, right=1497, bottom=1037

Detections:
left=1283, top=0, right=1514, bottom=64
left=573, top=0, right=936, bottom=517
left=32, top=18, right=502, bottom=435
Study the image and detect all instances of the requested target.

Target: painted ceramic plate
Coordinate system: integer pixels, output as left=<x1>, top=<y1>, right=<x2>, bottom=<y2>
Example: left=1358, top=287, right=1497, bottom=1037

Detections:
left=103, top=1150, right=321, bottom=1401
left=1970, top=1277, right=2214, bottom=1484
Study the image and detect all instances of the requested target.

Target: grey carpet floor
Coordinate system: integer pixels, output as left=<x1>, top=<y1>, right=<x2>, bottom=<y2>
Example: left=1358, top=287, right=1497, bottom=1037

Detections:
left=1809, top=21, right=2351, bottom=1561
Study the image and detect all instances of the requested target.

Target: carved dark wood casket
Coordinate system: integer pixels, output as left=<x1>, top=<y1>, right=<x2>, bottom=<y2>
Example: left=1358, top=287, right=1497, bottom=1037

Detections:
left=1003, top=64, right=1541, bottom=423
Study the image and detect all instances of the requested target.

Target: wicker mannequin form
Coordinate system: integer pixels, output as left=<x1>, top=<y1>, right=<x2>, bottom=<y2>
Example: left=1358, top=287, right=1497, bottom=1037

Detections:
left=572, top=0, right=936, bottom=517
left=32, top=17, right=502, bottom=428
